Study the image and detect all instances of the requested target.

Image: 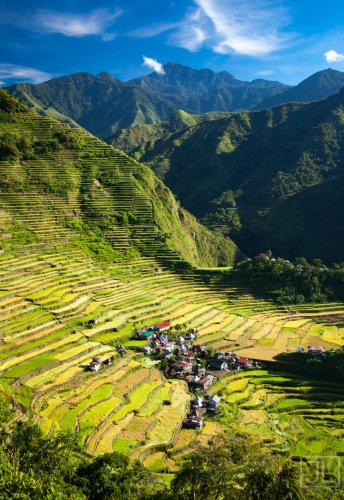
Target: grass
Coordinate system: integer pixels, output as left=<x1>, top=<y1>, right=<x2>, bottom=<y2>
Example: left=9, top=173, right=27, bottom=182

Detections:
left=113, top=437, right=139, bottom=454
left=112, top=381, right=162, bottom=422
left=60, top=384, right=118, bottom=430
left=227, top=377, right=249, bottom=393
left=78, top=395, right=122, bottom=430
left=3, top=355, right=55, bottom=379
left=138, top=383, right=171, bottom=417
left=258, top=338, right=274, bottom=346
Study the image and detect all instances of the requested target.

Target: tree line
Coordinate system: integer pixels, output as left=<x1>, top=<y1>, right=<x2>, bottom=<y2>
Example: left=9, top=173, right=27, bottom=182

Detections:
left=235, top=254, right=344, bottom=304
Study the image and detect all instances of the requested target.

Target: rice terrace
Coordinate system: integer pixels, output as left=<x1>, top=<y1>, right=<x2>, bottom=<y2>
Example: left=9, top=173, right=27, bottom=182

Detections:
left=0, top=90, right=343, bottom=496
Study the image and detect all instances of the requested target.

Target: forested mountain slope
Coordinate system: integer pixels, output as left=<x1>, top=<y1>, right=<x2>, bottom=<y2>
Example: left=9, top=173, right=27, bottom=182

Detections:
left=131, top=62, right=289, bottom=113
left=109, top=89, right=344, bottom=263
left=7, top=63, right=289, bottom=137
left=7, top=72, right=177, bottom=138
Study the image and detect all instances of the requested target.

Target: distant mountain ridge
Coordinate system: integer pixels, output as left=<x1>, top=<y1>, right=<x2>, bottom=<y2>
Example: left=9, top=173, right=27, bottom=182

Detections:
left=256, top=69, right=344, bottom=109
left=6, top=63, right=291, bottom=137
left=8, top=72, right=176, bottom=138
left=6, top=64, right=344, bottom=140
left=131, top=62, right=289, bottom=114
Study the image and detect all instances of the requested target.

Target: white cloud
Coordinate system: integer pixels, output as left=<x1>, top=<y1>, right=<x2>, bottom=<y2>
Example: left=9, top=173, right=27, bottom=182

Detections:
left=142, top=56, right=165, bottom=75
left=130, top=22, right=180, bottom=38
left=134, top=0, right=295, bottom=57
left=324, top=50, right=344, bottom=63
left=34, top=8, right=121, bottom=40
left=0, top=64, right=52, bottom=83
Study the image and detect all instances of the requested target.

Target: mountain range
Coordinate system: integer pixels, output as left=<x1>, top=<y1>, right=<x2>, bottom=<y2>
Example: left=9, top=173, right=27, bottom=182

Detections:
left=6, top=63, right=341, bottom=139
left=108, top=89, right=344, bottom=263
left=5, top=63, right=344, bottom=263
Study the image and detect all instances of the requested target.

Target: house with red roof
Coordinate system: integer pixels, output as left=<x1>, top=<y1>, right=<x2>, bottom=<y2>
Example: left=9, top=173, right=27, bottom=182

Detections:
left=156, top=321, right=171, bottom=332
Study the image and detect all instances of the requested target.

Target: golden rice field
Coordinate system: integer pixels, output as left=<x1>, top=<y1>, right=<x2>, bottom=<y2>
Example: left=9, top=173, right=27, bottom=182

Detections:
left=0, top=232, right=343, bottom=471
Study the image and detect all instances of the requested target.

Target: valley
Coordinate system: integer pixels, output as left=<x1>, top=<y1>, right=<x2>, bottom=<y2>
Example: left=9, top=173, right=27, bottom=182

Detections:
left=0, top=88, right=343, bottom=491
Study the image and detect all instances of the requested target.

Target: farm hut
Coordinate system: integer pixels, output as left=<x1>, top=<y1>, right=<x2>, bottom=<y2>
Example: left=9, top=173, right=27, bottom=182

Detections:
left=308, top=346, right=326, bottom=357
left=207, top=395, right=221, bottom=410
left=143, top=331, right=152, bottom=338
left=141, top=346, right=153, bottom=355
left=88, top=317, right=99, bottom=325
left=196, top=375, right=214, bottom=390
left=237, top=357, right=250, bottom=366
left=191, top=396, right=204, bottom=409
left=186, top=331, right=196, bottom=340
left=87, top=361, right=101, bottom=372
left=187, top=374, right=214, bottom=391
left=155, top=346, right=174, bottom=359
left=179, top=350, right=195, bottom=362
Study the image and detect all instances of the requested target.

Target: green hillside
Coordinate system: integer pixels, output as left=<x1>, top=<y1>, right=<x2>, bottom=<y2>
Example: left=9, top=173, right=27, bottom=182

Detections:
left=7, top=72, right=177, bottom=138
left=107, top=109, right=233, bottom=166
left=110, top=89, right=344, bottom=263
left=0, top=89, right=239, bottom=268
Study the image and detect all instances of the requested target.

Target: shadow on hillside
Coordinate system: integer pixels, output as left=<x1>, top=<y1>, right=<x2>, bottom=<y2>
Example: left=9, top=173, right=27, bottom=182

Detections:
left=266, top=349, right=344, bottom=390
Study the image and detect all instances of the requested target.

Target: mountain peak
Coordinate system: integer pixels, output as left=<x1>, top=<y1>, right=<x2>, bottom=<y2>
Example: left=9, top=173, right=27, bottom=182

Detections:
left=97, top=71, right=115, bottom=80
left=256, top=68, right=344, bottom=109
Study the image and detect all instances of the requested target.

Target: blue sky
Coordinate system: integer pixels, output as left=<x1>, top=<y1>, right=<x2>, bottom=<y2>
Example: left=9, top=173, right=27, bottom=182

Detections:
left=1, top=0, right=344, bottom=86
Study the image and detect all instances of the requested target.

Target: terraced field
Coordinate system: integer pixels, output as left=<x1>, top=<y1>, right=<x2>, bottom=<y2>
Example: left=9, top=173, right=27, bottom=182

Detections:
left=0, top=94, right=343, bottom=474
left=1, top=238, right=343, bottom=470
left=207, top=369, right=344, bottom=459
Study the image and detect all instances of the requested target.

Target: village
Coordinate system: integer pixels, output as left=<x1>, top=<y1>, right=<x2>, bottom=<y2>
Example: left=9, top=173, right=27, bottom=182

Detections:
left=83, top=320, right=331, bottom=429
left=84, top=320, right=263, bottom=429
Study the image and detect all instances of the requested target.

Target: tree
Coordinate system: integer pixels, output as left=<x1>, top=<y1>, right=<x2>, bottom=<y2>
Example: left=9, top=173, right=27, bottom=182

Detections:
left=0, top=421, right=85, bottom=499
left=75, top=452, right=159, bottom=499
left=171, top=434, right=302, bottom=500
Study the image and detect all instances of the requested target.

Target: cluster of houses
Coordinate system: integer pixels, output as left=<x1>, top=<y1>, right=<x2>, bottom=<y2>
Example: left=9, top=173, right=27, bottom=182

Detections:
left=134, top=321, right=261, bottom=388
left=183, top=394, right=221, bottom=429
left=208, top=352, right=262, bottom=371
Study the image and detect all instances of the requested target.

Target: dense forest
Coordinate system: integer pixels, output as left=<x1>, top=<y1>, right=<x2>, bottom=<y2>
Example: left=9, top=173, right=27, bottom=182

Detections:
left=235, top=255, right=344, bottom=305
left=110, top=88, right=344, bottom=264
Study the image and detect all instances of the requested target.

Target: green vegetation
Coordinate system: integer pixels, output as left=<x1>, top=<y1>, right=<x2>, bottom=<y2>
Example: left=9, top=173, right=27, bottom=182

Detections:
left=1, top=88, right=344, bottom=497
left=2, top=413, right=330, bottom=499
left=171, top=434, right=304, bottom=500
left=0, top=88, right=239, bottom=268
left=235, top=255, right=344, bottom=304
left=110, top=87, right=344, bottom=263
left=7, top=63, right=290, bottom=138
